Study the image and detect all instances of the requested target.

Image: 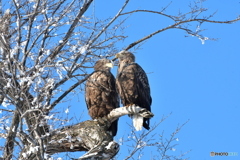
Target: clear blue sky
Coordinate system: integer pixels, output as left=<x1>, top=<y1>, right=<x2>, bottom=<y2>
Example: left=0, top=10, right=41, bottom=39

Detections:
left=65, top=0, right=240, bottom=159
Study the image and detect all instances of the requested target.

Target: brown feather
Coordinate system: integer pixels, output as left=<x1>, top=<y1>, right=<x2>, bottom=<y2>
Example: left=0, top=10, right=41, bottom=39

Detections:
left=116, top=52, right=152, bottom=130
left=85, top=59, right=119, bottom=136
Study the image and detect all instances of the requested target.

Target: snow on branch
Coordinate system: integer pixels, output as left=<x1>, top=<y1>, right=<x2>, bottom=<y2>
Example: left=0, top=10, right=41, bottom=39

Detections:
left=124, top=16, right=240, bottom=51
left=120, top=6, right=240, bottom=51
left=107, top=104, right=154, bottom=123
left=44, top=105, right=154, bottom=160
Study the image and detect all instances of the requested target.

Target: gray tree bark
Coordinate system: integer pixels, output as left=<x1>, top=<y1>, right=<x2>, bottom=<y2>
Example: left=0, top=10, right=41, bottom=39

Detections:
left=32, top=105, right=153, bottom=160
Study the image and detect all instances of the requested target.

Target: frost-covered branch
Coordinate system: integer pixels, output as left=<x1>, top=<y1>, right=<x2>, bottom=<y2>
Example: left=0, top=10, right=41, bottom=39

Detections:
left=123, top=116, right=168, bottom=160
left=3, top=111, right=20, bottom=160
left=46, top=0, right=94, bottom=63
left=25, top=105, right=154, bottom=160
left=122, top=3, right=240, bottom=51
left=124, top=17, right=240, bottom=51
left=67, top=0, right=130, bottom=73
left=90, top=0, right=129, bottom=46
left=158, top=120, right=190, bottom=160
left=107, top=104, right=154, bottom=123
left=47, top=74, right=92, bottom=111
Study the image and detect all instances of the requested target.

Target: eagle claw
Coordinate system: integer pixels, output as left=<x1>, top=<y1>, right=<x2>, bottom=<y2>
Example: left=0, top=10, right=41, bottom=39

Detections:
left=138, top=108, right=154, bottom=118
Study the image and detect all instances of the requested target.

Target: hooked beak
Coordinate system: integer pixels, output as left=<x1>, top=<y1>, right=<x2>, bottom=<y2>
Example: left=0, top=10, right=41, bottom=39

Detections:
left=105, top=62, right=114, bottom=68
left=112, top=57, right=117, bottom=61
left=112, top=52, right=122, bottom=61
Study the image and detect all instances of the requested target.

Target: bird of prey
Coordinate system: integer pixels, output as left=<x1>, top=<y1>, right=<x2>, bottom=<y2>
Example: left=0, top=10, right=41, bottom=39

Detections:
left=114, top=51, right=152, bottom=131
left=85, top=59, right=119, bottom=136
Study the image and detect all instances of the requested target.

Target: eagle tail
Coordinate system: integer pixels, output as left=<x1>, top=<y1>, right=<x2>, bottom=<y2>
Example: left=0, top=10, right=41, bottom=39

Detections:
left=132, top=114, right=143, bottom=131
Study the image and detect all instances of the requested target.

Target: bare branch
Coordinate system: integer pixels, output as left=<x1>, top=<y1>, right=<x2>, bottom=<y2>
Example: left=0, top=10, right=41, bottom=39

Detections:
left=120, top=9, right=176, bottom=21
left=124, top=17, right=240, bottom=51
left=158, top=120, right=190, bottom=160
left=3, top=111, right=20, bottom=160
left=46, top=0, right=94, bottom=63
left=20, top=108, right=43, bottom=118
left=0, top=108, right=14, bottom=112
left=90, top=0, right=130, bottom=46
left=124, top=114, right=171, bottom=160
left=47, top=74, right=92, bottom=111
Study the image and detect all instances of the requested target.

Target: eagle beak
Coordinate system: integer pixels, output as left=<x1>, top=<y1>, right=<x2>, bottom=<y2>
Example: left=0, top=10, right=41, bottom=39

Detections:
left=112, top=52, right=121, bottom=61
left=112, top=57, right=117, bottom=61
left=106, top=62, right=114, bottom=68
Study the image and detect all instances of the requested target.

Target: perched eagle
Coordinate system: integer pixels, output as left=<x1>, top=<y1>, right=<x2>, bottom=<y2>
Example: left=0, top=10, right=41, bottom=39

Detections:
left=85, top=59, right=119, bottom=136
left=115, top=51, right=152, bottom=131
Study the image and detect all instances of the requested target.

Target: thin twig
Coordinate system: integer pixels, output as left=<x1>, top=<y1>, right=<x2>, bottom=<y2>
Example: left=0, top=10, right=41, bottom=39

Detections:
left=124, top=17, right=240, bottom=51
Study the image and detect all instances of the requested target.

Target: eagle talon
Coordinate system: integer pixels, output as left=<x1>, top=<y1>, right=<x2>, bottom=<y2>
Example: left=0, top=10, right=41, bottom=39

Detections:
left=139, top=109, right=154, bottom=118
left=126, top=104, right=135, bottom=107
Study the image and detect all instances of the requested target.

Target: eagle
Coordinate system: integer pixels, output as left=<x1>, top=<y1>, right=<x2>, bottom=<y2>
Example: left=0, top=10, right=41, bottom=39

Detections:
left=114, top=51, right=152, bottom=131
left=85, top=59, right=119, bottom=136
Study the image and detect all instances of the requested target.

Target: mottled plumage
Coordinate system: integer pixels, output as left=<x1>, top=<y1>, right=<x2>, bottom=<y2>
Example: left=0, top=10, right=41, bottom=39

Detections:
left=85, top=59, right=119, bottom=136
left=115, top=51, right=152, bottom=130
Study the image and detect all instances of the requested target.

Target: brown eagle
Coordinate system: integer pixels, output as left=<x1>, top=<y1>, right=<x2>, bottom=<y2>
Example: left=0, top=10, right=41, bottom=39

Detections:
left=114, top=51, right=152, bottom=131
left=85, top=59, right=119, bottom=136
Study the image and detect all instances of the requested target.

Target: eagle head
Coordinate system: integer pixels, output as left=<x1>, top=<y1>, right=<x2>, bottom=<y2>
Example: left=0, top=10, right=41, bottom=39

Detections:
left=113, top=51, right=135, bottom=63
left=94, top=59, right=113, bottom=71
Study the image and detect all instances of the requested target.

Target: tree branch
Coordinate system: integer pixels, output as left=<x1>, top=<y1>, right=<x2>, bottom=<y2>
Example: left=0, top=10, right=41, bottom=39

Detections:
left=46, top=0, right=94, bottom=63
left=46, top=73, right=92, bottom=111
left=43, top=105, right=154, bottom=160
left=124, top=17, right=240, bottom=51
left=3, top=111, right=20, bottom=160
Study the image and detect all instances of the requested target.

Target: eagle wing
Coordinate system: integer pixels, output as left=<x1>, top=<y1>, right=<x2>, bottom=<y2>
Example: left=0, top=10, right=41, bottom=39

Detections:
left=116, top=63, right=152, bottom=129
left=85, top=70, right=119, bottom=136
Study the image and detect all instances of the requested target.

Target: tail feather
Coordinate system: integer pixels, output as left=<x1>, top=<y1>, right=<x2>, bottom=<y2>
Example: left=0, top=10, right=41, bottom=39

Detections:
left=143, top=118, right=150, bottom=130
left=108, top=119, right=118, bottom=137
left=132, top=115, right=143, bottom=131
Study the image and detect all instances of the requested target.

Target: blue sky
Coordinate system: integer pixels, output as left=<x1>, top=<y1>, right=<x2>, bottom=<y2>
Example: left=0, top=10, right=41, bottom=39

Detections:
left=74, top=0, right=240, bottom=159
